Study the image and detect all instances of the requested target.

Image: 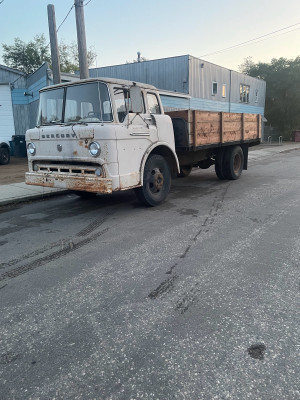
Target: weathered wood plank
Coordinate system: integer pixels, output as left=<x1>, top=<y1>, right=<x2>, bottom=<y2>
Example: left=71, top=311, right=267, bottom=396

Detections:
left=167, top=109, right=260, bottom=147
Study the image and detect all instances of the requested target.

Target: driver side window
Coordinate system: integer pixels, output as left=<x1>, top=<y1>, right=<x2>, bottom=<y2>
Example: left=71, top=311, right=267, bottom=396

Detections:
left=114, top=87, right=145, bottom=123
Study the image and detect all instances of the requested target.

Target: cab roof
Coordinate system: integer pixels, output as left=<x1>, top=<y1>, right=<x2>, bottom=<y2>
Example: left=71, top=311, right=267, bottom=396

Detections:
left=40, top=77, right=158, bottom=92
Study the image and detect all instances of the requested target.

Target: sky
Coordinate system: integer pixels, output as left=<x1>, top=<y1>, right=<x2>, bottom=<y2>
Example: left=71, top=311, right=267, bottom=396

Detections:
left=0, top=0, right=299, bottom=72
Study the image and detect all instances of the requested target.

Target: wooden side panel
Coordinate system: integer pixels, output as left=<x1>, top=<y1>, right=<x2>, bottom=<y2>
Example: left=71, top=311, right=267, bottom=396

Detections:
left=194, top=111, right=221, bottom=146
left=244, top=114, right=259, bottom=140
left=166, top=110, right=261, bottom=147
left=223, top=112, right=243, bottom=142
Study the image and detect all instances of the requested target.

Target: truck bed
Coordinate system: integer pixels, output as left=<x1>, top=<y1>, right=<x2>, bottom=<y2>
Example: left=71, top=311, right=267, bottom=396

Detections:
left=166, top=110, right=261, bottom=150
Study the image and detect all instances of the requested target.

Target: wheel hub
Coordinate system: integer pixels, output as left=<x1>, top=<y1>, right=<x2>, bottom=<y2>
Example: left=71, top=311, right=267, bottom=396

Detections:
left=149, top=168, right=164, bottom=193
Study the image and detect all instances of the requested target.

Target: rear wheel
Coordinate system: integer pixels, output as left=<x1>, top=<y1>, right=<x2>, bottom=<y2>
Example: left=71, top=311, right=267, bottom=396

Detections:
left=135, top=154, right=171, bottom=206
left=0, top=147, right=10, bottom=165
left=215, top=150, right=226, bottom=180
left=223, top=146, right=244, bottom=180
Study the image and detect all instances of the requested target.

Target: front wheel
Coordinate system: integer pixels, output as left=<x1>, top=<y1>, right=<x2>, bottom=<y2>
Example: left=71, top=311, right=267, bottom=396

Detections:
left=0, top=147, right=10, bottom=165
left=135, top=154, right=171, bottom=206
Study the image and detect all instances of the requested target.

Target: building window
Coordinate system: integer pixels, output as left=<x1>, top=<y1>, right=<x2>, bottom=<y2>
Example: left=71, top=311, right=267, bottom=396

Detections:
left=222, top=84, right=226, bottom=98
left=240, top=84, right=250, bottom=103
left=212, top=82, right=218, bottom=95
left=255, top=89, right=258, bottom=103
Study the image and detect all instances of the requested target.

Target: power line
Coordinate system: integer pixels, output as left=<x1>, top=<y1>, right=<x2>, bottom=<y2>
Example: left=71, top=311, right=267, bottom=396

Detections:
left=199, top=23, right=300, bottom=58
left=0, top=0, right=5, bottom=5
left=57, top=4, right=75, bottom=32
left=84, top=0, right=93, bottom=5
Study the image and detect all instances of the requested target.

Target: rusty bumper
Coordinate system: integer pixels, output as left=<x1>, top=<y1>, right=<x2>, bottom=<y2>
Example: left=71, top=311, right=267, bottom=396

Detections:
left=25, top=172, right=112, bottom=194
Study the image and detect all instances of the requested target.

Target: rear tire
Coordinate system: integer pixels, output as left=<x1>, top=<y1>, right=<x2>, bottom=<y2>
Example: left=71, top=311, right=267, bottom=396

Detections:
left=0, top=147, right=10, bottom=165
left=135, top=154, right=171, bottom=206
left=215, top=150, right=226, bottom=180
left=223, top=146, right=244, bottom=180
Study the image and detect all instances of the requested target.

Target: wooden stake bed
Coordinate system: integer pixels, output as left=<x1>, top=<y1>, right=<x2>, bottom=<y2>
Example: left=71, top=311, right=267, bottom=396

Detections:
left=166, top=110, right=261, bottom=149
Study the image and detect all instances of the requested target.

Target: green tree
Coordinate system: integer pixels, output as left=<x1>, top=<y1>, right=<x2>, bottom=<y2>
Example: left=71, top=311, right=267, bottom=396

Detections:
left=2, top=34, right=51, bottom=74
left=240, top=56, right=300, bottom=139
left=59, top=40, right=96, bottom=73
left=2, top=35, right=97, bottom=75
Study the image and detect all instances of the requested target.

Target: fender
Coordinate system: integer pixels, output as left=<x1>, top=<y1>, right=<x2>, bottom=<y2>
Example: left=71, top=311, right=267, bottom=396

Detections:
left=140, top=141, right=180, bottom=185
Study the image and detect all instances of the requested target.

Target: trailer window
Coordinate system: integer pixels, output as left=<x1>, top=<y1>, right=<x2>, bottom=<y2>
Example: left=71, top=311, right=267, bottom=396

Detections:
left=147, top=93, right=161, bottom=114
left=37, top=88, right=64, bottom=125
left=240, top=84, right=250, bottom=103
left=64, top=82, right=112, bottom=123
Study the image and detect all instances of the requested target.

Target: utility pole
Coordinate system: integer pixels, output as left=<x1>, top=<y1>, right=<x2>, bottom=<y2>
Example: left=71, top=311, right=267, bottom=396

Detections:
left=74, top=0, right=89, bottom=79
left=47, top=4, right=61, bottom=84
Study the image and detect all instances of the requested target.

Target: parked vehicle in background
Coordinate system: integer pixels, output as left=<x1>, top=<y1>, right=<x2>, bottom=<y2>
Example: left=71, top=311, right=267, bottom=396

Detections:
left=0, top=84, right=14, bottom=165
left=25, top=78, right=261, bottom=206
left=0, top=139, right=10, bottom=165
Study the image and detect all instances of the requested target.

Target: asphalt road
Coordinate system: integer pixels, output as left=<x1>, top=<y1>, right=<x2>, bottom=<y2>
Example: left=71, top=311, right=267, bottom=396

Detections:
left=0, top=148, right=300, bottom=400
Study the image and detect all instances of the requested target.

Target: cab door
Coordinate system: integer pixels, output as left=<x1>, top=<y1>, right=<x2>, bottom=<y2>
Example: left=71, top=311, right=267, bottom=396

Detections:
left=113, top=86, right=158, bottom=189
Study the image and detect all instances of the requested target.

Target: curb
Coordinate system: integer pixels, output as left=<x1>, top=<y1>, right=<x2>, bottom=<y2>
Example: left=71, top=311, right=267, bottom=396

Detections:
left=0, top=189, right=68, bottom=207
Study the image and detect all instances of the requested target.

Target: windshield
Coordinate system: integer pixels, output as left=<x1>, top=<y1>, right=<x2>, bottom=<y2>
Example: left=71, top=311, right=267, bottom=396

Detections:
left=65, top=82, right=112, bottom=123
left=37, top=88, right=64, bottom=125
left=37, top=82, right=113, bottom=126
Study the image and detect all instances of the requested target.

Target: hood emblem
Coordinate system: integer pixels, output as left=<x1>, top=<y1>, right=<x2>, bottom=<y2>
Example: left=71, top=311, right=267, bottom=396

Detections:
left=57, top=144, right=62, bottom=152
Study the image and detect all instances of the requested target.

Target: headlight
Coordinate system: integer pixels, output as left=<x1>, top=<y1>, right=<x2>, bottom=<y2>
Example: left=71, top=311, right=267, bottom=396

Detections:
left=27, top=142, right=36, bottom=155
left=89, top=141, right=101, bottom=157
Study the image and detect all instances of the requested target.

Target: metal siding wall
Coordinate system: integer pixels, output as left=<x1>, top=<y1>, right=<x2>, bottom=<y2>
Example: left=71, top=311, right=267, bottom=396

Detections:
left=27, top=76, right=48, bottom=103
left=160, top=95, right=190, bottom=111
left=89, top=55, right=266, bottom=116
left=229, top=103, right=264, bottom=115
left=230, top=70, right=266, bottom=107
left=89, top=56, right=190, bottom=93
left=0, top=68, right=26, bottom=88
left=11, top=89, right=29, bottom=105
left=29, top=100, right=39, bottom=129
left=27, top=63, right=49, bottom=87
left=189, top=56, right=231, bottom=102
left=13, top=104, right=30, bottom=135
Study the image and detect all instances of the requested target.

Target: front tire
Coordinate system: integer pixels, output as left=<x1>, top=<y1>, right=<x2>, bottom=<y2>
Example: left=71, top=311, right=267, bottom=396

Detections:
left=0, top=147, right=10, bottom=165
left=135, top=154, right=171, bottom=206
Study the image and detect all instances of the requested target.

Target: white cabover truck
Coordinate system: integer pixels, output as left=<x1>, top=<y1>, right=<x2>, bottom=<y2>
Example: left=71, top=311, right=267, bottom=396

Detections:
left=25, top=78, right=261, bottom=206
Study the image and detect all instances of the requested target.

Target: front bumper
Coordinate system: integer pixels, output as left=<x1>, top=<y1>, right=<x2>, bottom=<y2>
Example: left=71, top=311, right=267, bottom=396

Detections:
left=25, top=172, right=112, bottom=194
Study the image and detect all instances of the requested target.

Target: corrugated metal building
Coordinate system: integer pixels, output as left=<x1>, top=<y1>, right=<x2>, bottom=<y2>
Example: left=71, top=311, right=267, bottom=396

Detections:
left=89, top=55, right=266, bottom=116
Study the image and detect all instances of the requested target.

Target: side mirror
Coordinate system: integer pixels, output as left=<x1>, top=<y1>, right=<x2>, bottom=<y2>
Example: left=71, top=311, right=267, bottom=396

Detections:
left=129, top=85, right=143, bottom=113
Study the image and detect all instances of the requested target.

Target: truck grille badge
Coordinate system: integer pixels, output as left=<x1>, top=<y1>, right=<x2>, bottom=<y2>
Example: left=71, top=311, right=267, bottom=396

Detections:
left=57, top=144, right=62, bottom=152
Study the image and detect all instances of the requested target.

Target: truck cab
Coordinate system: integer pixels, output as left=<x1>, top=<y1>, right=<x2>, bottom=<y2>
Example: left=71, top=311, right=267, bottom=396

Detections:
left=25, top=78, right=180, bottom=206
